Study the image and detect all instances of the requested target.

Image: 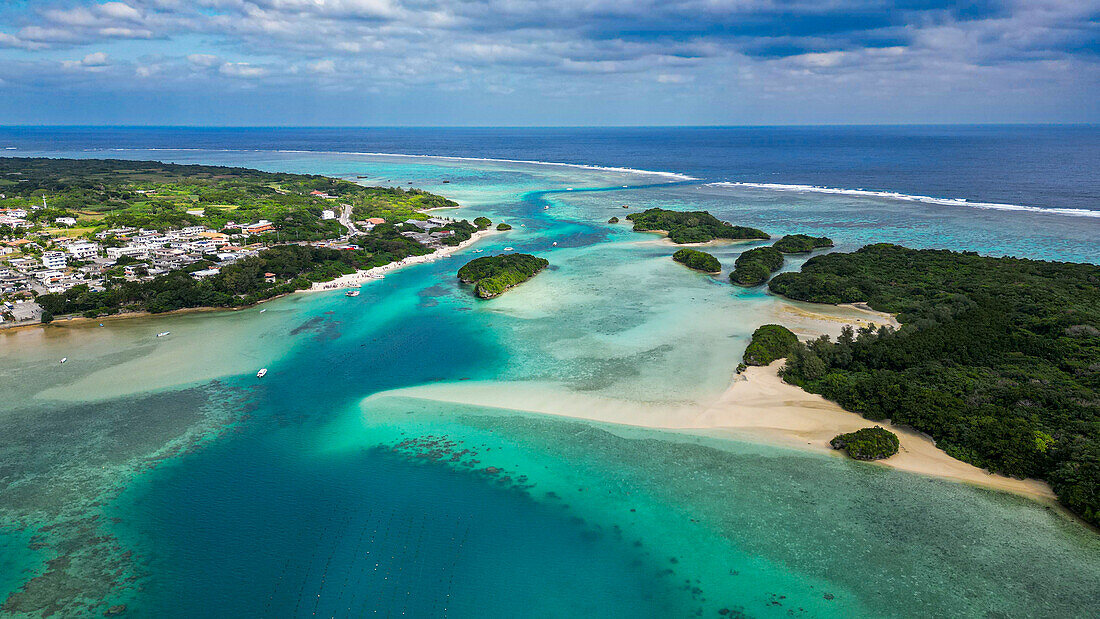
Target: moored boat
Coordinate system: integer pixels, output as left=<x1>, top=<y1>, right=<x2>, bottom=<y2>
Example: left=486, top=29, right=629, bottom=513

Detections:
left=346, top=290, right=360, bottom=297
left=257, top=368, right=267, bottom=378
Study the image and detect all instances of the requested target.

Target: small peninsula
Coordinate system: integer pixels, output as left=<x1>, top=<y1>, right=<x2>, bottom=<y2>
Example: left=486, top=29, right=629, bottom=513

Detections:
left=773, top=234, right=834, bottom=254
left=771, top=243, right=1100, bottom=526
left=831, top=427, right=900, bottom=460
left=672, top=248, right=721, bottom=273
left=740, top=324, right=798, bottom=370
left=625, top=208, right=769, bottom=244
left=729, top=246, right=783, bottom=286
left=457, top=253, right=549, bottom=299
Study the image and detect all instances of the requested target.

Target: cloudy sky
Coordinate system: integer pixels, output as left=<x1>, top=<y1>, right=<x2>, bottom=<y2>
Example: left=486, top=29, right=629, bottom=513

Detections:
left=0, top=0, right=1097, bottom=125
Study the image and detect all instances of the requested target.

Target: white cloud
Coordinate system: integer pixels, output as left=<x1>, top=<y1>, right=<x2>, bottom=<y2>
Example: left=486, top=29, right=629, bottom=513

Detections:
left=219, top=62, right=267, bottom=78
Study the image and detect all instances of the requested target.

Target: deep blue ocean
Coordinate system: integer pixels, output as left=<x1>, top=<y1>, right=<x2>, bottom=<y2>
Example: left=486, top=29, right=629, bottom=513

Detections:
left=2, top=125, right=1097, bottom=212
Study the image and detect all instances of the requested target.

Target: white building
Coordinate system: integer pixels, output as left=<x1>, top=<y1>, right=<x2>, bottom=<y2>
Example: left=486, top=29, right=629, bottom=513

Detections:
left=67, top=242, right=100, bottom=260
left=321, top=209, right=336, bottom=220
left=55, top=217, right=77, bottom=226
left=106, top=246, right=149, bottom=261
left=41, top=251, right=67, bottom=269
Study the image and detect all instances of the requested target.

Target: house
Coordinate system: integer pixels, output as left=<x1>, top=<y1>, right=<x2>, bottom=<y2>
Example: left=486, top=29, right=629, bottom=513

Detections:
left=243, top=220, right=273, bottom=234
left=106, top=246, right=149, bottom=261
left=66, top=242, right=100, bottom=260
left=41, top=251, right=67, bottom=269
left=310, top=190, right=337, bottom=199
left=321, top=209, right=336, bottom=220
left=366, top=218, right=386, bottom=225
left=190, top=267, right=221, bottom=279
left=54, top=217, right=77, bottom=226
left=264, top=272, right=277, bottom=283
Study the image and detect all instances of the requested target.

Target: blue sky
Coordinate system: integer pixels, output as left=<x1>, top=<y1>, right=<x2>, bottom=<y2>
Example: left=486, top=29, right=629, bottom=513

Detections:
left=0, top=0, right=1097, bottom=125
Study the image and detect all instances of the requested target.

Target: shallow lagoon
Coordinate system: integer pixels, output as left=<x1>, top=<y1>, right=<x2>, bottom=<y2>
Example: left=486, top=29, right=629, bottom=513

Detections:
left=1, top=151, right=1098, bottom=617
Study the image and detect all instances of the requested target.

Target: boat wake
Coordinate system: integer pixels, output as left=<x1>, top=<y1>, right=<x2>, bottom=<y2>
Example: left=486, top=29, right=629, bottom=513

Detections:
left=707, top=182, right=1100, bottom=218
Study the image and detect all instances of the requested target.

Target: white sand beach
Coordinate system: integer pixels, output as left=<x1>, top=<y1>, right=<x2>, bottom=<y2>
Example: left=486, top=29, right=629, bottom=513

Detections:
left=310, top=228, right=499, bottom=291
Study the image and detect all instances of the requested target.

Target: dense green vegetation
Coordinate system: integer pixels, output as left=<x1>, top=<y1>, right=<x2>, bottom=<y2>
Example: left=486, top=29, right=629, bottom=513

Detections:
left=496, top=223, right=512, bottom=231
left=608, top=216, right=619, bottom=223
left=457, top=253, right=549, bottom=299
left=742, top=324, right=799, bottom=369
left=730, top=246, right=783, bottom=286
left=672, top=248, right=721, bottom=273
left=773, top=234, right=834, bottom=254
left=35, top=225, right=430, bottom=316
left=473, top=217, right=492, bottom=230
left=626, top=208, right=769, bottom=244
left=0, top=157, right=455, bottom=238
left=830, top=427, right=900, bottom=461
left=770, top=243, right=1100, bottom=525
left=431, top=220, right=478, bottom=246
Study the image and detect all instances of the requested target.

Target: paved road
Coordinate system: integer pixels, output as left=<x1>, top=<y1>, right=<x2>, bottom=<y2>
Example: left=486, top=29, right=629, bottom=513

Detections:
left=338, top=204, right=358, bottom=237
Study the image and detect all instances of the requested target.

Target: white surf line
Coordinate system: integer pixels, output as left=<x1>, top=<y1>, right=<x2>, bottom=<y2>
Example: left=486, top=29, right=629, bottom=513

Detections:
left=708, top=182, right=1100, bottom=218
left=97, top=147, right=699, bottom=182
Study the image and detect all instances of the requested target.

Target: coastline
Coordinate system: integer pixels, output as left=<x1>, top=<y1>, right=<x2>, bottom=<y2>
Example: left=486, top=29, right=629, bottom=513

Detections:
left=2, top=229, right=500, bottom=333
left=309, top=228, right=499, bottom=291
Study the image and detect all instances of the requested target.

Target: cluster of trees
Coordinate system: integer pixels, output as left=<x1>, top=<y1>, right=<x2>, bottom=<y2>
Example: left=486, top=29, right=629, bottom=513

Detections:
left=496, top=223, right=512, bottom=231
left=672, top=248, right=721, bottom=273
left=473, top=217, right=492, bottom=230
left=608, top=217, right=620, bottom=224
left=771, top=244, right=1100, bottom=526
left=830, top=427, right=900, bottom=460
left=457, top=253, right=549, bottom=299
left=36, top=225, right=430, bottom=317
left=740, top=324, right=799, bottom=371
left=0, top=158, right=458, bottom=240
left=773, top=234, right=834, bottom=254
left=432, top=220, right=478, bottom=246
left=626, top=208, right=769, bottom=244
left=730, top=246, right=783, bottom=286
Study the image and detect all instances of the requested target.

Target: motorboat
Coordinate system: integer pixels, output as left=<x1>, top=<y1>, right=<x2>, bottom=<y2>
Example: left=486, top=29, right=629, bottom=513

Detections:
left=504, top=247, right=514, bottom=251
left=259, top=309, right=266, bottom=313
left=59, top=357, right=67, bottom=364
left=257, top=368, right=268, bottom=378
left=156, top=331, right=170, bottom=337
left=346, top=290, right=360, bottom=297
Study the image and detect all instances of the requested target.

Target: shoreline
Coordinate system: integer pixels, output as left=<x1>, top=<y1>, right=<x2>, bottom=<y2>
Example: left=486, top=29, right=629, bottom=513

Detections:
left=309, top=228, right=499, bottom=291
left=1, top=229, right=500, bottom=333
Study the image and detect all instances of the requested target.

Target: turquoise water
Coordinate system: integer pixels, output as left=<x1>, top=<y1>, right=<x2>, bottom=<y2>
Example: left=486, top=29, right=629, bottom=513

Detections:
left=1, top=150, right=1098, bottom=617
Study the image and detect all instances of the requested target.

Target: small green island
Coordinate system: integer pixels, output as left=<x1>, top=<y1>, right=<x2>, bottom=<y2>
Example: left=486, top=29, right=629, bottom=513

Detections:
left=730, top=245, right=783, bottom=286
left=830, top=427, right=900, bottom=461
left=771, top=243, right=1100, bottom=526
left=457, top=253, right=549, bottom=299
left=473, top=217, right=492, bottom=230
left=625, top=208, right=769, bottom=244
left=608, top=216, right=619, bottom=224
left=773, top=234, right=834, bottom=254
left=672, top=248, right=721, bottom=273
left=496, top=223, right=512, bottom=231
left=739, top=324, right=799, bottom=372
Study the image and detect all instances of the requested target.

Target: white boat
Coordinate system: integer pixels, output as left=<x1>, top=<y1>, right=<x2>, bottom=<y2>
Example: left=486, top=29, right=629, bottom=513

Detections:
left=504, top=247, right=514, bottom=251
left=552, top=242, right=558, bottom=246
left=544, top=205, right=550, bottom=209
left=473, top=249, right=483, bottom=253
left=346, top=290, right=360, bottom=297
left=156, top=331, right=170, bottom=337
left=59, top=357, right=67, bottom=364
left=566, top=187, right=573, bottom=191
left=259, top=309, right=266, bottom=313
left=257, top=368, right=268, bottom=378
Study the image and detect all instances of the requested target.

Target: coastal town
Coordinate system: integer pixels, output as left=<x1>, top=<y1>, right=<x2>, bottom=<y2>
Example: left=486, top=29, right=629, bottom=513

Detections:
left=0, top=172, right=471, bottom=326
